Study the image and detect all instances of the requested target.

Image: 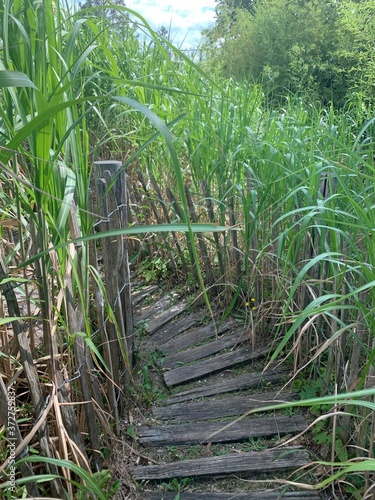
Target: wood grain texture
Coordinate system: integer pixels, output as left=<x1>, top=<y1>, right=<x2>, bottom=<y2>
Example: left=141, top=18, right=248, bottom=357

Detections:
left=132, top=285, right=158, bottom=306
left=164, top=368, right=290, bottom=405
left=136, top=293, right=177, bottom=323
left=138, top=415, right=307, bottom=446
left=152, top=311, right=206, bottom=345
left=159, top=319, right=235, bottom=355
left=162, top=329, right=250, bottom=369
left=131, top=446, right=310, bottom=480
left=164, top=346, right=268, bottom=387
left=153, top=391, right=297, bottom=422
left=141, top=492, right=320, bottom=499
left=146, top=300, right=187, bottom=335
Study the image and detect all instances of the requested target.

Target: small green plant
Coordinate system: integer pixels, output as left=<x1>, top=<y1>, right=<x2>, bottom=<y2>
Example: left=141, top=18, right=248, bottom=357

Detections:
left=135, top=320, right=149, bottom=338
left=142, top=365, right=154, bottom=404
left=139, top=257, right=170, bottom=282
left=295, top=376, right=332, bottom=416
left=311, top=420, right=348, bottom=462
left=165, top=445, right=177, bottom=459
left=161, top=477, right=191, bottom=496
left=242, top=435, right=268, bottom=452
left=126, top=426, right=137, bottom=440
left=176, top=445, right=204, bottom=460
left=76, top=469, right=121, bottom=500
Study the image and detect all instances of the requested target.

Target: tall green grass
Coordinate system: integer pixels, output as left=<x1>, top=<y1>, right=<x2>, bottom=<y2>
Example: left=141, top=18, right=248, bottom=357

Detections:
left=0, top=1, right=224, bottom=496
left=1, top=0, right=375, bottom=497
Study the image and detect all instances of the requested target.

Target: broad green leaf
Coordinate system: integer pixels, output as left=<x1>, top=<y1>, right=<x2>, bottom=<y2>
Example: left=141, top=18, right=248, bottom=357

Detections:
left=0, top=70, right=37, bottom=89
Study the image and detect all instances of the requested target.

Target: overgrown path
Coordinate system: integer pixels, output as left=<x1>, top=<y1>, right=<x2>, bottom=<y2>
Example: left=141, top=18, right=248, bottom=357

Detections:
left=130, top=287, right=320, bottom=499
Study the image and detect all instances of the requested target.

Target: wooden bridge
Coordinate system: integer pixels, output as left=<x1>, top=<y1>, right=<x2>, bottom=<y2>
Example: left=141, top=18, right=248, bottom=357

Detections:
left=129, top=287, right=321, bottom=499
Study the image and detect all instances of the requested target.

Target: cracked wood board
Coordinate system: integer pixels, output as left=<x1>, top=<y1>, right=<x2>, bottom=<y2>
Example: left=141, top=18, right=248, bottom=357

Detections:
left=135, top=293, right=178, bottom=323
left=163, top=346, right=268, bottom=387
left=153, top=390, right=297, bottom=422
left=151, top=311, right=206, bottom=345
left=141, top=492, right=320, bottom=499
left=162, top=329, right=251, bottom=369
left=159, top=319, right=235, bottom=356
left=146, top=300, right=187, bottom=335
left=138, top=414, right=307, bottom=446
left=132, top=446, right=310, bottom=480
left=132, top=285, right=158, bottom=306
left=164, top=368, right=290, bottom=405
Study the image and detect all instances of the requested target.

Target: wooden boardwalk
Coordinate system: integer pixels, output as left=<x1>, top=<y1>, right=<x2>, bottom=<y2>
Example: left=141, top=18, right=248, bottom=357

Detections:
left=131, top=290, right=320, bottom=499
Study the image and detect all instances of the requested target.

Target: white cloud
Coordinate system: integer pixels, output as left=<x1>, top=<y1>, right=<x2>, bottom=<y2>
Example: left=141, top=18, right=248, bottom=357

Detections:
left=127, top=0, right=216, bottom=48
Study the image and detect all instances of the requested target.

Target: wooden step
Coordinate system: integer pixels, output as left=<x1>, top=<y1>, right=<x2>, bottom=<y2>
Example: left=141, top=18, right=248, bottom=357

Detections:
left=141, top=492, right=320, bottom=499
left=153, top=391, right=298, bottom=423
left=151, top=311, right=206, bottom=345
left=136, top=293, right=177, bottom=323
left=146, top=300, right=187, bottom=335
left=162, top=329, right=250, bottom=369
left=159, top=319, right=235, bottom=355
left=132, top=285, right=158, bottom=306
left=132, top=446, right=310, bottom=481
left=138, top=414, right=307, bottom=446
left=164, top=346, right=268, bottom=387
left=164, top=368, right=289, bottom=405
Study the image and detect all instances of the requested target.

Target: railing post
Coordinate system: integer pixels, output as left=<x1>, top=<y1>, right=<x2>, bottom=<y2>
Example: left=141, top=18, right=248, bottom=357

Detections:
left=92, top=161, right=134, bottom=400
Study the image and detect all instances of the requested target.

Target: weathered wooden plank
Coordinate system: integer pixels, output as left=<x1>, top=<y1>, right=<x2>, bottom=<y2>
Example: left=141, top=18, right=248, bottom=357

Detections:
left=152, top=311, right=206, bottom=345
left=159, top=319, right=236, bottom=356
left=147, top=300, right=187, bottom=335
left=131, top=446, right=310, bottom=480
left=132, top=285, right=159, bottom=306
left=164, top=346, right=268, bottom=387
left=136, top=293, right=177, bottom=323
left=141, top=492, right=320, bottom=499
left=164, top=369, right=289, bottom=405
left=153, top=391, right=297, bottom=422
left=162, top=329, right=250, bottom=369
left=138, top=415, right=307, bottom=447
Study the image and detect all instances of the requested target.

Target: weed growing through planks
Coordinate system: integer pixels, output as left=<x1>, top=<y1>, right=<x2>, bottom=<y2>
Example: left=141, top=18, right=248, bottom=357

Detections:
left=141, top=365, right=154, bottom=405
left=160, top=477, right=191, bottom=495
left=242, top=435, right=268, bottom=452
left=178, top=444, right=206, bottom=460
left=133, top=343, right=167, bottom=407
left=132, top=362, right=165, bottom=407
left=165, top=445, right=177, bottom=459
left=136, top=319, right=149, bottom=336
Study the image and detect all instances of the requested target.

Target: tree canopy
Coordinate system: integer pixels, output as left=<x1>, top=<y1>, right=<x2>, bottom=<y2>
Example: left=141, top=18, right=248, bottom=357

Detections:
left=204, top=0, right=375, bottom=108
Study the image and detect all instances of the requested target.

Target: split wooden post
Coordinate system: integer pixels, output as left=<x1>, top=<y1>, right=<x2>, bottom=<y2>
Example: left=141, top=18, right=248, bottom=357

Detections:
left=92, top=161, right=134, bottom=398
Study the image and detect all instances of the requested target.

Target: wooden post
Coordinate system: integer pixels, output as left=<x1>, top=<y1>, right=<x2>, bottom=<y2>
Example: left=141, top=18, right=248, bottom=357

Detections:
left=92, top=161, right=134, bottom=402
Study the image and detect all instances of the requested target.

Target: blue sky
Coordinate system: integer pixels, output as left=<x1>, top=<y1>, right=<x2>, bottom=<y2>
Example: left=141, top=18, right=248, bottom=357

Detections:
left=127, top=0, right=217, bottom=49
